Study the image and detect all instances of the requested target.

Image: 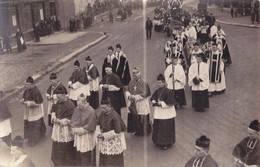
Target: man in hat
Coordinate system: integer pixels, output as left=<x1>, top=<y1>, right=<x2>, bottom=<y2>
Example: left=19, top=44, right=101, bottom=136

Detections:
left=68, top=60, right=90, bottom=106
left=125, top=67, right=151, bottom=136
left=20, top=76, right=46, bottom=146
left=233, top=120, right=260, bottom=166
left=10, top=136, right=35, bottom=167
left=46, top=73, right=67, bottom=127
left=207, top=42, right=226, bottom=97
left=146, top=17, right=153, bottom=39
left=189, top=42, right=204, bottom=66
left=102, top=46, right=116, bottom=77
left=70, top=94, right=97, bottom=166
left=165, top=42, right=184, bottom=68
left=97, top=98, right=127, bottom=167
left=51, top=91, right=76, bottom=166
left=0, top=90, right=12, bottom=147
left=185, top=135, right=218, bottom=167
left=100, top=64, right=125, bottom=116
left=212, top=30, right=232, bottom=66
left=114, top=44, right=131, bottom=86
left=164, top=57, right=186, bottom=109
left=188, top=54, right=209, bottom=112
left=151, top=74, right=177, bottom=150
left=83, top=56, right=100, bottom=109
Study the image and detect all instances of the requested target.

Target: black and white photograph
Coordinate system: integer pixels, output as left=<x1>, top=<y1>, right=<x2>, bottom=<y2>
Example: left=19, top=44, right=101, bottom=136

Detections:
left=0, top=0, right=259, bottom=166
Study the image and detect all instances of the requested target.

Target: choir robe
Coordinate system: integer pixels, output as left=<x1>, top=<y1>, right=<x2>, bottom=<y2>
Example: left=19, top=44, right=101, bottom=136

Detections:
left=100, top=73, right=125, bottom=115
left=0, top=100, right=12, bottom=146
left=164, top=64, right=187, bottom=106
left=51, top=99, right=76, bottom=166
left=207, top=50, right=226, bottom=93
left=185, top=155, right=219, bottom=167
left=97, top=108, right=127, bottom=167
left=125, top=78, right=151, bottom=136
left=22, top=86, right=46, bottom=144
left=212, top=34, right=232, bottom=65
left=102, top=54, right=115, bottom=77
left=10, top=155, right=35, bottom=167
left=151, top=86, right=177, bottom=146
left=68, top=69, right=90, bottom=103
left=46, top=82, right=67, bottom=127
left=188, top=62, right=209, bottom=111
left=187, top=26, right=197, bottom=41
left=113, top=51, right=131, bottom=86
left=233, top=136, right=260, bottom=166
left=83, top=64, right=100, bottom=109
left=71, top=104, right=97, bottom=166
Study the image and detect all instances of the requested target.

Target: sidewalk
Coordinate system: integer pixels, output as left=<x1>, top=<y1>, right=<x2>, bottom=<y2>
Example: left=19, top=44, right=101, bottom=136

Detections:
left=0, top=30, right=107, bottom=98
left=208, top=5, right=260, bottom=28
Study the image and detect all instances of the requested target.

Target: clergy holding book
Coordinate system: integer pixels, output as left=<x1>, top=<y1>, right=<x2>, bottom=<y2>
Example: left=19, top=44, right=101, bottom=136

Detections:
left=188, top=53, right=209, bottom=112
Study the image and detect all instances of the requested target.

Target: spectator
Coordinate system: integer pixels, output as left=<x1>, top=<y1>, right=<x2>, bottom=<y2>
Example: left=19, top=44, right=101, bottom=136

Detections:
left=15, top=28, right=26, bottom=53
left=3, top=34, right=12, bottom=54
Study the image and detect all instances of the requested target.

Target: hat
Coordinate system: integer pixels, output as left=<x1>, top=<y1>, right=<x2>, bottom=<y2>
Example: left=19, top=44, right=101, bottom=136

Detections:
left=193, top=42, right=199, bottom=46
left=248, top=120, right=259, bottom=132
left=132, top=67, right=140, bottom=74
left=74, top=60, right=80, bottom=67
left=116, top=44, right=121, bottom=49
left=26, top=76, right=34, bottom=83
left=101, top=98, right=110, bottom=105
left=157, top=74, right=165, bottom=81
left=105, top=64, right=112, bottom=69
left=196, top=135, right=210, bottom=149
left=85, top=56, right=92, bottom=61
left=108, top=46, right=114, bottom=51
left=49, top=73, right=57, bottom=80
left=12, top=136, right=24, bottom=148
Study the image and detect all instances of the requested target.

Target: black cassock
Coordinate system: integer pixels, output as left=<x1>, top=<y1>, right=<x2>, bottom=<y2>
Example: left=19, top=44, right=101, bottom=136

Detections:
left=208, top=51, right=222, bottom=83
left=212, top=34, right=232, bottom=65
left=100, top=73, right=125, bottom=115
left=185, top=155, right=219, bottom=167
left=102, top=55, right=116, bottom=78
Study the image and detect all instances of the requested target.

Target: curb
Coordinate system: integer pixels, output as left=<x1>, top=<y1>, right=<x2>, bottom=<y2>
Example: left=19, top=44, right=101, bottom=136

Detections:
left=216, top=19, right=260, bottom=28
left=3, top=34, right=108, bottom=102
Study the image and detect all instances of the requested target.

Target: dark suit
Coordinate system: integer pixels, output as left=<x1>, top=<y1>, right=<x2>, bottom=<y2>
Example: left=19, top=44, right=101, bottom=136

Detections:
left=146, top=19, right=153, bottom=38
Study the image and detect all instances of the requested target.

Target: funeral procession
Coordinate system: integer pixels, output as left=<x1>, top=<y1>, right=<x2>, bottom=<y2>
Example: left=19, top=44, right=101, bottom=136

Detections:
left=0, top=0, right=259, bottom=166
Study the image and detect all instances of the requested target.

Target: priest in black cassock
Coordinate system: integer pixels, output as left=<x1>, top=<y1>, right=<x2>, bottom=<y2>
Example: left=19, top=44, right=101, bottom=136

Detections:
left=233, top=120, right=260, bottom=166
left=100, top=64, right=125, bottom=116
left=125, top=67, right=151, bottom=136
left=188, top=54, right=209, bottom=112
left=68, top=60, right=90, bottom=106
left=185, top=135, right=218, bottom=167
left=51, top=91, right=76, bottom=166
left=102, top=46, right=116, bottom=77
left=97, top=98, right=127, bottom=167
left=83, top=56, right=100, bottom=109
left=46, top=73, right=67, bottom=127
left=0, top=90, right=12, bottom=147
left=20, top=77, right=46, bottom=146
left=151, top=74, right=177, bottom=150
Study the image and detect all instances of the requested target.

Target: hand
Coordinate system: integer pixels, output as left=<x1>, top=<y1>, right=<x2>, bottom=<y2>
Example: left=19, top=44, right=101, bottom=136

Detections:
left=60, top=119, right=69, bottom=126
left=53, top=118, right=60, bottom=124
left=98, top=134, right=104, bottom=141
left=26, top=101, right=36, bottom=107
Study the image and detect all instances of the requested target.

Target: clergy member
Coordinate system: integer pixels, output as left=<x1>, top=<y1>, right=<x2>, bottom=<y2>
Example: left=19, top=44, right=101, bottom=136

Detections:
left=10, top=136, right=35, bottom=167
left=233, top=120, right=260, bottom=167
left=189, top=42, right=204, bottom=66
left=151, top=74, right=177, bottom=150
left=100, top=64, right=125, bottom=116
left=46, top=73, right=67, bottom=127
left=51, top=92, right=76, bottom=166
left=20, top=76, right=46, bottom=146
left=97, top=98, right=127, bottom=167
left=102, top=46, right=116, bottom=77
left=164, top=57, right=186, bottom=109
left=188, top=54, right=209, bottom=112
left=165, top=42, right=184, bottom=68
left=71, top=94, right=97, bottom=166
left=185, top=135, right=219, bottom=167
left=68, top=60, right=90, bottom=105
left=0, top=90, right=12, bottom=147
left=207, top=42, right=226, bottom=97
left=125, top=67, right=151, bottom=136
left=83, top=56, right=100, bottom=109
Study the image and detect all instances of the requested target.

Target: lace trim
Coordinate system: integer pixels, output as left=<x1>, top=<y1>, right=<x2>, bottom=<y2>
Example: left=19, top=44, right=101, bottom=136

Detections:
left=51, top=123, right=74, bottom=142
left=74, top=132, right=96, bottom=152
